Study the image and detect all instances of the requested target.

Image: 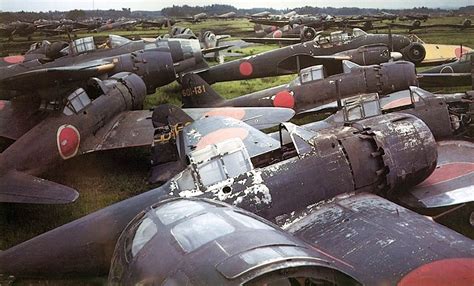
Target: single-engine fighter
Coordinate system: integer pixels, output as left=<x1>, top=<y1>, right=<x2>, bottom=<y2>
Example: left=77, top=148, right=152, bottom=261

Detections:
left=197, top=28, right=425, bottom=84
left=0, top=35, right=208, bottom=102
left=0, top=21, right=36, bottom=40
left=1, top=106, right=473, bottom=284
left=162, top=26, right=233, bottom=60
left=181, top=60, right=417, bottom=114
left=0, top=68, right=294, bottom=204
left=93, top=19, right=139, bottom=32
left=0, top=39, right=69, bottom=68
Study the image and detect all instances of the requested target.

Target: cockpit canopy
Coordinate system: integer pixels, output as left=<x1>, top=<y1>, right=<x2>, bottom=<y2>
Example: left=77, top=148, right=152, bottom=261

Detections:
left=60, top=35, right=132, bottom=55
left=313, top=28, right=367, bottom=46
left=290, top=65, right=327, bottom=87
left=109, top=198, right=360, bottom=286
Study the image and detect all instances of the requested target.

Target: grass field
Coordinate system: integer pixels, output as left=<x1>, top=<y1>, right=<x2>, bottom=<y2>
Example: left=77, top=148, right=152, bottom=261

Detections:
left=1, top=17, right=473, bottom=284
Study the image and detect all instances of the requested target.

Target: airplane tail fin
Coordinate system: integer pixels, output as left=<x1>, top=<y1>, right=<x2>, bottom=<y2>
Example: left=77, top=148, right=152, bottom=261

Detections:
left=0, top=171, right=79, bottom=204
left=180, top=73, right=225, bottom=108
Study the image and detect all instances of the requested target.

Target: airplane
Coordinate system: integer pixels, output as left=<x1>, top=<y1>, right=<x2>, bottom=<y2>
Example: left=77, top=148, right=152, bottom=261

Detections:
left=0, top=21, right=36, bottom=40
left=94, top=19, right=139, bottom=32
left=389, top=18, right=473, bottom=32
left=370, top=11, right=398, bottom=21
left=1, top=91, right=472, bottom=283
left=180, top=60, right=416, bottom=114
left=399, top=13, right=430, bottom=21
left=0, top=64, right=294, bottom=204
left=213, top=11, right=237, bottom=20
left=140, top=18, right=180, bottom=29
left=181, top=12, right=208, bottom=23
left=418, top=51, right=474, bottom=87
left=250, top=11, right=272, bottom=18
left=162, top=26, right=233, bottom=60
left=196, top=29, right=426, bottom=84
left=250, top=14, right=379, bottom=33
left=247, top=24, right=320, bottom=44
left=0, top=35, right=209, bottom=102
left=0, top=39, right=69, bottom=68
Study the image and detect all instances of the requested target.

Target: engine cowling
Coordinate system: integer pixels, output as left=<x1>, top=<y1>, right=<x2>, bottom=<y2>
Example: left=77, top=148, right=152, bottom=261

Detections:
left=412, top=20, right=421, bottom=28
left=300, top=26, right=317, bottom=42
left=400, top=42, right=426, bottom=64
left=463, top=19, right=472, bottom=28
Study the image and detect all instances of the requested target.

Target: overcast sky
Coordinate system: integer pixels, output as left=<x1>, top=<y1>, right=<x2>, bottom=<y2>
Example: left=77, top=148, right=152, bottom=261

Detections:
left=1, top=0, right=473, bottom=12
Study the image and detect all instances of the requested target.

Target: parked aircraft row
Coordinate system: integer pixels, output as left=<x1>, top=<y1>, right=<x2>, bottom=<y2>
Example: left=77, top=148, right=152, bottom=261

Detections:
left=0, top=15, right=473, bottom=285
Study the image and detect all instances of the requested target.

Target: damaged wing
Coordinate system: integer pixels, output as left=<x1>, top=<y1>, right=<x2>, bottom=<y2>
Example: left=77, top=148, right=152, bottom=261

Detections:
left=282, top=192, right=474, bottom=286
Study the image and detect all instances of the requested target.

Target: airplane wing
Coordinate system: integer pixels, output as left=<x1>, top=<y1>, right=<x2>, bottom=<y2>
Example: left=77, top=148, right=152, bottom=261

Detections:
left=398, top=140, right=474, bottom=208
left=418, top=73, right=471, bottom=88
left=0, top=170, right=79, bottom=204
left=80, top=107, right=295, bottom=153
left=80, top=110, right=154, bottom=153
left=242, top=37, right=301, bottom=45
left=0, top=99, right=47, bottom=140
left=184, top=107, right=294, bottom=130
left=181, top=116, right=281, bottom=158
left=282, top=192, right=474, bottom=286
left=201, top=44, right=234, bottom=55
left=0, top=60, right=116, bottom=92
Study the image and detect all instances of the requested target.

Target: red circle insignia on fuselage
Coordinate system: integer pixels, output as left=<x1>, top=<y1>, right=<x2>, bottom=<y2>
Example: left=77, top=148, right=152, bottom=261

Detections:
left=398, top=258, right=474, bottom=286
left=57, top=125, right=81, bottom=160
left=239, top=61, right=253, bottom=76
left=3, top=55, right=25, bottom=64
left=0, top=100, right=5, bottom=111
left=273, top=90, right=295, bottom=108
left=273, top=30, right=283, bottom=38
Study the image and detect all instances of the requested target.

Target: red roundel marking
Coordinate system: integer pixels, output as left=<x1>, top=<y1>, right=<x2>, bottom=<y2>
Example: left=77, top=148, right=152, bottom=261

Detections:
left=0, top=100, right=5, bottom=111
left=239, top=61, right=253, bottom=76
left=418, top=162, right=474, bottom=187
left=398, top=258, right=474, bottom=286
left=204, top=108, right=246, bottom=120
left=273, top=30, right=283, bottom=38
left=196, top=128, right=249, bottom=150
left=455, top=47, right=470, bottom=58
left=382, top=97, right=413, bottom=109
left=273, top=90, right=295, bottom=108
left=57, top=125, right=81, bottom=160
left=2, top=55, right=25, bottom=64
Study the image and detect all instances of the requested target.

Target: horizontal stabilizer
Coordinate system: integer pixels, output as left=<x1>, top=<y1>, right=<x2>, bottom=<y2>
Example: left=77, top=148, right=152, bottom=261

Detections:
left=0, top=171, right=79, bottom=204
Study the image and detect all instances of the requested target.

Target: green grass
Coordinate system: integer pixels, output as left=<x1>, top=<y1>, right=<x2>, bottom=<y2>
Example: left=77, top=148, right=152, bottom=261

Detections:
left=1, top=16, right=474, bottom=285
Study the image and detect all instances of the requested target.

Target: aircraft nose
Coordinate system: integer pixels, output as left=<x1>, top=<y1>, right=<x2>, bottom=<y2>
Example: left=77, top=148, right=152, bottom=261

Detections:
left=390, top=52, right=403, bottom=61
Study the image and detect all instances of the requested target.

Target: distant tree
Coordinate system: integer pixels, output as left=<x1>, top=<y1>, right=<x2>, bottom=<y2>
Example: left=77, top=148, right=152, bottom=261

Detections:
left=66, top=9, right=86, bottom=20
